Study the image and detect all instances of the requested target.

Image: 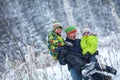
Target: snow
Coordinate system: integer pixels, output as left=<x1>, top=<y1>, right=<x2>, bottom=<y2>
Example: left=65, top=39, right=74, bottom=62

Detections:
left=0, top=0, right=120, bottom=80
left=1, top=36, right=120, bottom=80
left=46, top=64, right=72, bottom=80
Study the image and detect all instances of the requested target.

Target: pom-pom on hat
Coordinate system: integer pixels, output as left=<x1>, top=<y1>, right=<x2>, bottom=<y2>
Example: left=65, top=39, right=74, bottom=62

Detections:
left=82, top=28, right=91, bottom=34
left=52, top=23, right=62, bottom=31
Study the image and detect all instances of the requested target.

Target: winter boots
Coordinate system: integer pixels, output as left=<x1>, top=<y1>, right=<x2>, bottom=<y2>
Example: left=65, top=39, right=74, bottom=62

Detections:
left=102, top=66, right=117, bottom=75
left=82, top=62, right=96, bottom=77
left=82, top=62, right=117, bottom=77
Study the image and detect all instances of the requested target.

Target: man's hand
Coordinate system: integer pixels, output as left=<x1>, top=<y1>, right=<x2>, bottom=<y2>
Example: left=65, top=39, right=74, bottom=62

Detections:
left=82, top=52, right=91, bottom=60
left=59, top=47, right=68, bottom=57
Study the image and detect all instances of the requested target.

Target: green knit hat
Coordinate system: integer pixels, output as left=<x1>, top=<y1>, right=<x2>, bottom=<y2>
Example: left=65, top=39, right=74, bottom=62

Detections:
left=65, top=26, right=76, bottom=35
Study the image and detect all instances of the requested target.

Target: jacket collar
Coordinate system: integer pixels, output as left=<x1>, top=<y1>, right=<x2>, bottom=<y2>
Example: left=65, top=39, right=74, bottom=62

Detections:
left=66, top=37, right=75, bottom=43
left=52, top=31, right=61, bottom=36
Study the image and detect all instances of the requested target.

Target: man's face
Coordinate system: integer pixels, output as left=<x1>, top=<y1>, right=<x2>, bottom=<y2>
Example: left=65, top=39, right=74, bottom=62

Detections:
left=67, top=32, right=76, bottom=40
left=55, top=28, right=62, bottom=35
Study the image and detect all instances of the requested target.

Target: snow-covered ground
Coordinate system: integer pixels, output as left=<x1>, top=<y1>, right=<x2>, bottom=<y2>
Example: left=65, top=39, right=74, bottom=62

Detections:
left=46, top=64, right=72, bottom=80
left=1, top=43, right=120, bottom=80
left=0, top=0, right=120, bottom=80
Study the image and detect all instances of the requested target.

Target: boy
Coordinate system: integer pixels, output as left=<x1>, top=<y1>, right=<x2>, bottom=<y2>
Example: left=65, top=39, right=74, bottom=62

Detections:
left=47, top=23, right=64, bottom=60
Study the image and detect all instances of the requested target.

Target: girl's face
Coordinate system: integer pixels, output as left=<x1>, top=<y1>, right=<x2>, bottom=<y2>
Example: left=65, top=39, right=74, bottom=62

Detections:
left=83, top=32, right=90, bottom=36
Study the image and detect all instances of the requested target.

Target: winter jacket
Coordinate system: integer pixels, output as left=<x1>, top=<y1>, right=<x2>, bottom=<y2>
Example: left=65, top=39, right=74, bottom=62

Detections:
left=59, top=37, right=87, bottom=71
left=47, top=31, right=65, bottom=60
left=80, top=34, right=98, bottom=55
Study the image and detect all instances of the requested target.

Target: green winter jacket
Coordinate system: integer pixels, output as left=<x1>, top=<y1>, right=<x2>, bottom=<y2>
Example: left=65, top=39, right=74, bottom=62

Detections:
left=80, top=34, right=98, bottom=55
left=48, top=31, right=65, bottom=60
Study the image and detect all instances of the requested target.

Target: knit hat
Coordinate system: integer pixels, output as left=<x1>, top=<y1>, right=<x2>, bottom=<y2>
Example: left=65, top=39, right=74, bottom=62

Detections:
left=82, top=28, right=91, bottom=34
left=52, top=23, right=62, bottom=31
left=65, top=26, right=76, bottom=35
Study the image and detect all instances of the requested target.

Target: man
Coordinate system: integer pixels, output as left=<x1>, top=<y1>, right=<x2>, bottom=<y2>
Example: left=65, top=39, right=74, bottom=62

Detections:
left=48, top=24, right=87, bottom=80
left=58, top=26, right=114, bottom=80
left=58, top=26, right=88, bottom=80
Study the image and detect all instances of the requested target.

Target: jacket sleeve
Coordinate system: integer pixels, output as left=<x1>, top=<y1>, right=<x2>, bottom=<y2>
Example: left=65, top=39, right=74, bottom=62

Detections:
left=85, top=36, right=98, bottom=55
left=80, top=36, right=87, bottom=55
left=80, top=36, right=87, bottom=50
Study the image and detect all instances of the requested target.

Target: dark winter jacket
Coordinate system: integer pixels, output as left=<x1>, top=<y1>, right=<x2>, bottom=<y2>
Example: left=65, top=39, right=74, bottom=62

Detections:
left=58, top=38, right=110, bottom=80
left=58, top=37, right=87, bottom=71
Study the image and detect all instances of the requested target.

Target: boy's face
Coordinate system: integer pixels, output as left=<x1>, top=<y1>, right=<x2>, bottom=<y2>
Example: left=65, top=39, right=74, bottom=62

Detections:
left=55, top=28, right=62, bottom=35
left=67, top=32, right=76, bottom=40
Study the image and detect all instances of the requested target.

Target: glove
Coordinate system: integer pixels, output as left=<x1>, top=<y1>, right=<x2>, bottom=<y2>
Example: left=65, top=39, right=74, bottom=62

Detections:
left=82, top=52, right=91, bottom=60
left=58, top=56, right=67, bottom=65
left=59, top=47, right=68, bottom=57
